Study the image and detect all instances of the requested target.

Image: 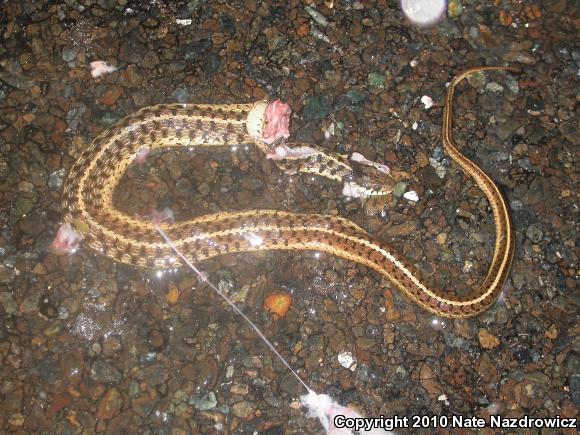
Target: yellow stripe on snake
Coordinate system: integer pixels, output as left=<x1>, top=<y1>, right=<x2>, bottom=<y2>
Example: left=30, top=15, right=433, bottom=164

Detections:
left=51, top=67, right=519, bottom=318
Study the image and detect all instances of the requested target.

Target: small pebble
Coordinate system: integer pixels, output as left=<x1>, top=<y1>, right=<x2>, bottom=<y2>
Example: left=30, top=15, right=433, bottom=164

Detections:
left=171, top=87, right=189, bottom=103
left=304, top=6, right=328, bottom=27
left=367, top=72, right=386, bottom=88
left=403, top=191, right=419, bottom=202
left=392, top=181, right=407, bottom=198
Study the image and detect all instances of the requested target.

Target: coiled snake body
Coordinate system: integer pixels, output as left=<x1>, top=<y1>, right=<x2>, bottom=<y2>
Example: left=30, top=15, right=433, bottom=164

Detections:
left=52, top=67, right=518, bottom=318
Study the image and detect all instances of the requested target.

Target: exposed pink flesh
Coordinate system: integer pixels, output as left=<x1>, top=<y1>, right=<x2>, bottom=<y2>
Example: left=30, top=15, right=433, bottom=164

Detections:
left=301, top=390, right=383, bottom=435
left=49, top=223, right=81, bottom=255
left=89, top=61, right=117, bottom=78
left=261, top=99, right=291, bottom=145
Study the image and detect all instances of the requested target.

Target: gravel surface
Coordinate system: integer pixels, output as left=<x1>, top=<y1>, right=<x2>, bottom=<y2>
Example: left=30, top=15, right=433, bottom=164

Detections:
left=0, top=1, right=578, bottom=433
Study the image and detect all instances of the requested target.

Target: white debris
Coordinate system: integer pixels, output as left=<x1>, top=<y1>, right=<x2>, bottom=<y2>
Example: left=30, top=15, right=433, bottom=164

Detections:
left=421, top=95, right=434, bottom=109
left=301, top=389, right=395, bottom=435
left=410, top=59, right=418, bottom=67
left=175, top=19, right=192, bottom=25
left=403, top=190, right=419, bottom=202
left=430, top=317, right=447, bottom=330
left=438, top=394, right=450, bottom=405
left=324, top=123, right=335, bottom=140
left=401, top=0, right=447, bottom=27
left=90, top=61, right=117, bottom=78
left=412, top=121, right=418, bottom=130
left=337, top=351, right=356, bottom=369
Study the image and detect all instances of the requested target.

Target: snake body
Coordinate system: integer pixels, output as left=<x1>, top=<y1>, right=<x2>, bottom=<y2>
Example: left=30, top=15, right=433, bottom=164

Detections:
left=55, top=67, right=518, bottom=318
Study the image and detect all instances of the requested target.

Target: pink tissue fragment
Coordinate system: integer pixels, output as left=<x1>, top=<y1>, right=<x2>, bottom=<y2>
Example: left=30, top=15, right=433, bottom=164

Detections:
left=261, top=100, right=291, bottom=144
left=49, top=223, right=81, bottom=255
left=90, top=61, right=117, bottom=78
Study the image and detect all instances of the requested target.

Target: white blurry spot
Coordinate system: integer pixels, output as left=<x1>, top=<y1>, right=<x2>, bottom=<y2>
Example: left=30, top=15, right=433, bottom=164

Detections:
left=90, top=61, right=117, bottom=78
left=324, top=123, right=335, bottom=140
left=430, top=317, right=447, bottom=330
left=231, top=146, right=238, bottom=151
left=410, top=59, right=418, bottom=67
left=412, top=121, right=418, bottom=130
left=244, top=146, right=249, bottom=151
left=175, top=18, right=192, bottom=25
left=314, top=252, right=321, bottom=259
left=401, top=0, right=447, bottom=27
left=337, top=351, right=356, bottom=369
left=438, top=394, right=450, bottom=406
left=248, top=234, right=263, bottom=247
left=421, top=95, right=434, bottom=109
left=403, top=190, right=419, bottom=202
left=156, top=270, right=164, bottom=278
left=486, top=402, right=502, bottom=415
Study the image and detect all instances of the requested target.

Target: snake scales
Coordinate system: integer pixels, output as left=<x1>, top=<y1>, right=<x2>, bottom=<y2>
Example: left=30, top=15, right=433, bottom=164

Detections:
left=51, top=67, right=519, bottom=318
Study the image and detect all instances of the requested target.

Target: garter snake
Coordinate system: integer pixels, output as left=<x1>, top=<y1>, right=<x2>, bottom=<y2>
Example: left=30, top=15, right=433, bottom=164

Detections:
left=51, top=67, right=519, bottom=318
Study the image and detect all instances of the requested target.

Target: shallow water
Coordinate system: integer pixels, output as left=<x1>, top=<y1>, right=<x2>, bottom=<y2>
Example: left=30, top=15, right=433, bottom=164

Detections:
left=0, top=1, right=578, bottom=433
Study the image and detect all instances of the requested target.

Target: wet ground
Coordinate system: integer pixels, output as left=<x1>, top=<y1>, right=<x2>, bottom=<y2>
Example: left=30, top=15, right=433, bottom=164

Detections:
left=0, top=0, right=578, bottom=433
